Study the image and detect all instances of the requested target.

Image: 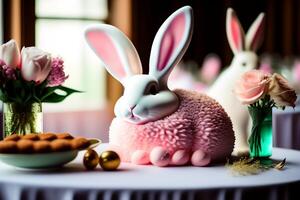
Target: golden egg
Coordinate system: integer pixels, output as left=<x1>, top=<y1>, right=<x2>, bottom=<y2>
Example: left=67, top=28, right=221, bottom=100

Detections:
left=99, top=151, right=120, bottom=171
left=83, top=149, right=99, bottom=170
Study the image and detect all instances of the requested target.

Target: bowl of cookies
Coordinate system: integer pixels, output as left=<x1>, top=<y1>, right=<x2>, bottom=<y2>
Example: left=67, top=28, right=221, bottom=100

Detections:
left=0, top=133, right=101, bottom=169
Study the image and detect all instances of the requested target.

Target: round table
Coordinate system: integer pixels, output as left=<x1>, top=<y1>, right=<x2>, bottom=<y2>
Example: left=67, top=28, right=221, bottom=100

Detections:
left=0, top=144, right=299, bottom=200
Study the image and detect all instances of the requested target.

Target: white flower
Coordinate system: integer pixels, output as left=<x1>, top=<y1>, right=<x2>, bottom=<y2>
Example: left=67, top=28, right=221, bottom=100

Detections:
left=0, top=39, right=21, bottom=68
left=21, top=47, right=52, bottom=84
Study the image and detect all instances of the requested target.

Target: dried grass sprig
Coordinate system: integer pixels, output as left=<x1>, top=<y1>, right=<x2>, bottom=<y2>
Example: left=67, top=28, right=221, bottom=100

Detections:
left=226, top=157, right=286, bottom=176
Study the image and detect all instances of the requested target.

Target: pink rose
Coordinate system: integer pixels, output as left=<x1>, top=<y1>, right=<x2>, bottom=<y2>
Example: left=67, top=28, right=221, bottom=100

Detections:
left=0, top=39, right=21, bottom=68
left=21, top=47, right=52, bottom=84
left=235, top=70, right=270, bottom=104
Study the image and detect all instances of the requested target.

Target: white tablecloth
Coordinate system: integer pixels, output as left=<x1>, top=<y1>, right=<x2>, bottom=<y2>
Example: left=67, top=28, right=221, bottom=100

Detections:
left=0, top=145, right=299, bottom=200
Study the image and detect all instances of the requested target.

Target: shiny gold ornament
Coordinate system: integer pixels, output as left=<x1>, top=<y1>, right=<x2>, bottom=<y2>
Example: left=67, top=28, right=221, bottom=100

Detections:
left=83, top=149, right=99, bottom=170
left=99, top=151, right=120, bottom=170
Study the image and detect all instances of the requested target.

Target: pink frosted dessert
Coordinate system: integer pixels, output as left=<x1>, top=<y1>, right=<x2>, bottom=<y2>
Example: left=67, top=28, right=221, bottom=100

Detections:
left=110, top=89, right=234, bottom=166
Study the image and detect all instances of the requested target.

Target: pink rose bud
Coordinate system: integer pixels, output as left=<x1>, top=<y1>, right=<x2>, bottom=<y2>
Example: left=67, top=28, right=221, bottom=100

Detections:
left=21, top=47, right=52, bottom=84
left=0, top=39, right=21, bottom=68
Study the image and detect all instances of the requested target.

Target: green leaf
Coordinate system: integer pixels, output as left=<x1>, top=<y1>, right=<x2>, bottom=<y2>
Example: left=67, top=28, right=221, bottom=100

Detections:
left=0, top=89, right=8, bottom=102
left=40, top=87, right=57, bottom=101
left=57, top=85, right=82, bottom=95
left=41, top=85, right=82, bottom=103
left=41, top=92, right=67, bottom=103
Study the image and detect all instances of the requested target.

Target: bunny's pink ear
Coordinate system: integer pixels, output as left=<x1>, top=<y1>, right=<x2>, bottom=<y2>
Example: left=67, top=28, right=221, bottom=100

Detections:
left=85, top=25, right=142, bottom=84
left=245, top=13, right=265, bottom=51
left=149, top=6, right=193, bottom=84
left=226, top=8, right=245, bottom=54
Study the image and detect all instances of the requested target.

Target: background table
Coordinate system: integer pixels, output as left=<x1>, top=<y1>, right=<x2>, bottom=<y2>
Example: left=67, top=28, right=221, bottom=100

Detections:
left=0, top=145, right=299, bottom=200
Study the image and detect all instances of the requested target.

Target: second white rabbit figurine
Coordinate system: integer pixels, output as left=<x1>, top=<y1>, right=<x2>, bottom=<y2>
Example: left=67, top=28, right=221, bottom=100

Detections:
left=208, top=8, right=265, bottom=155
left=85, top=6, right=234, bottom=167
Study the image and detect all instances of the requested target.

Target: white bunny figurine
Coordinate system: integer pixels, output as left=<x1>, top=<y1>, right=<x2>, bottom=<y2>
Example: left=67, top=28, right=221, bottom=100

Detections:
left=207, top=8, right=265, bottom=155
left=85, top=6, right=234, bottom=167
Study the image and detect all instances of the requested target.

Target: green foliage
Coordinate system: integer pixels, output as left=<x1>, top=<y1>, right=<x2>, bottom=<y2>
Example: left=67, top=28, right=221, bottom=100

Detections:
left=0, top=69, right=81, bottom=104
left=41, top=85, right=81, bottom=103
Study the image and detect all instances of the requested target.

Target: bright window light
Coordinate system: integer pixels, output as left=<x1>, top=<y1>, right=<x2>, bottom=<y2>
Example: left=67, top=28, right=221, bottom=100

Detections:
left=35, top=0, right=108, bottom=112
left=36, top=0, right=108, bottom=19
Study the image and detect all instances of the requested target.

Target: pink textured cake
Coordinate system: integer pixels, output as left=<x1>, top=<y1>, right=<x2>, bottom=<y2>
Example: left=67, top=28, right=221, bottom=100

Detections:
left=109, top=89, right=234, bottom=165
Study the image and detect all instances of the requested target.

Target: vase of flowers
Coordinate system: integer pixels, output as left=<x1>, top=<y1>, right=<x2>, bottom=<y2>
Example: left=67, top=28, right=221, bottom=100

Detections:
left=235, top=70, right=297, bottom=158
left=0, top=40, right=80, bottom=138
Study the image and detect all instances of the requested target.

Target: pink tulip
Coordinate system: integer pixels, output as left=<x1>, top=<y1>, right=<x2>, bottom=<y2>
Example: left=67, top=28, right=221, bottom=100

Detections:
left=0, top=39, right=21, bottom=68
left=21, top=47, right=52, bottom=84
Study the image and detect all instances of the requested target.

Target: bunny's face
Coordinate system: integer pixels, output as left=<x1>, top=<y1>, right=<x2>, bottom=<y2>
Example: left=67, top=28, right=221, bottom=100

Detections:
left=231, top=51, right=258, bottom=72
left=114, top=75, right=179, bottom=124
left=85, top=6, right=193, bottom=124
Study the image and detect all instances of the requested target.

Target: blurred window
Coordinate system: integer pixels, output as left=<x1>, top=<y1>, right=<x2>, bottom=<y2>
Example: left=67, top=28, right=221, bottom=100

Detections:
left=35, top=0, right=108, bottom=111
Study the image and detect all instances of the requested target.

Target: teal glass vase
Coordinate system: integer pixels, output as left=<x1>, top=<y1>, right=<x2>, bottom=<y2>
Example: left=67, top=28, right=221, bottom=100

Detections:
left=248, top=107, right=272, bottom=158
left=2, top=102, right=43, bottom=138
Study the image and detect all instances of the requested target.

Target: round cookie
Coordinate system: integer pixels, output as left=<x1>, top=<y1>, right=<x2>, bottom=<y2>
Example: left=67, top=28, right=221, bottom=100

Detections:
left=17, top=140, right=34, bottom=153
left=22, top=133, right=39, bottom=141
left=51, top=139, right=72, bottom=152
left=71, top=137, right=90, bottom=150
left=56, top=133, right=73, bottom=140
left=33, top=141, right=51, bottom=153
left=39, top=133, right=57, bottom=141
left=0, top=141, right=17, bottom=153
left=4, top=134, right=21, bottom=142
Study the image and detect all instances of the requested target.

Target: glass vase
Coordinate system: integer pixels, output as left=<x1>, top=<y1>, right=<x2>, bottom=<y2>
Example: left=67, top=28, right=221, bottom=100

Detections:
left=248, top=107, right=272, bottom=158
left=3, top=103, right=43, bottom=138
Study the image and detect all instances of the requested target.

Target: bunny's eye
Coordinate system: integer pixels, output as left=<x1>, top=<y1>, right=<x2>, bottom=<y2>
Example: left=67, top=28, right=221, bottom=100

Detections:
left=242, top=62, right=247, bottom=67
left=148, top=84, right=158, bottom=95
